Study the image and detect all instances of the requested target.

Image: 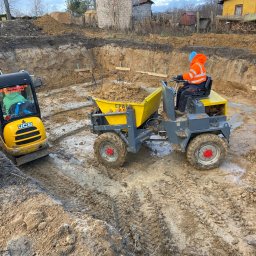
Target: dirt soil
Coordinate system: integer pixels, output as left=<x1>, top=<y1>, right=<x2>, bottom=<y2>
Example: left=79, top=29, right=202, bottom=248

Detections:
left=91, top=82, right=149, bottom=102
left=9, top=78, right=255, bottom=255
left=34, top=15, right=256, bottom=54
left=0, top=19, right=43, bottom=37
left=34, top=15, right=76, bottom=36
left=0, top=17, right=256, bottom=255
left=0, top=153, right=122, bottom=255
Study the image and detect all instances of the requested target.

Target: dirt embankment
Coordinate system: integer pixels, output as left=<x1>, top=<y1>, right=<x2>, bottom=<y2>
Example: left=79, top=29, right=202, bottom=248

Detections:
left=0, top=17, right=255, bottom=94
left=34, top=15, right=76, bottom=36
left=0, top=153, right=122, bottom=255
left=34, top=16, right=256, bottom=54
left=0, top=19, right=43, bottom=37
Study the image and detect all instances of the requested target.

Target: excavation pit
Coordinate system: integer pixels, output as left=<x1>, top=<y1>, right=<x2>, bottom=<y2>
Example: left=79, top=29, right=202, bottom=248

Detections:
left=0, top=18, right=256, bottom=255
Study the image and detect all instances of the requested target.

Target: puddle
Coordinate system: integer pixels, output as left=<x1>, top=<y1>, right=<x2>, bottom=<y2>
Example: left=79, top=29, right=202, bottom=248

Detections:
left=49, top=152, right=123, bottom=197
left=220, top=162, right=246, bottom=185
left=228, top=113, right=244, bottom=131
left=59, top=130, right=97, bottom=157
left=146, top=136, right=173, bottom=157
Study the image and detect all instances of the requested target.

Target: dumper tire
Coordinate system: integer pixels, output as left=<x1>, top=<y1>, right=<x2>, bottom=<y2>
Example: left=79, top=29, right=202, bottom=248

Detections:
left=94, top=132, right=127, bottom=168
left=186, top=133, right=228, bottom=170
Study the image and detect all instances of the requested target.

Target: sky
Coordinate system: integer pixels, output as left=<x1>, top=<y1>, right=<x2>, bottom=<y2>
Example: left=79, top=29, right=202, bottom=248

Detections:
left=6, top=0, right=204, bottom=16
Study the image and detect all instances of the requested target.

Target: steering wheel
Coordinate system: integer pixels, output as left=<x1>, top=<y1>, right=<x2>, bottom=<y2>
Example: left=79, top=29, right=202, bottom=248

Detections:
left=169, top=78, right=186, bottom=93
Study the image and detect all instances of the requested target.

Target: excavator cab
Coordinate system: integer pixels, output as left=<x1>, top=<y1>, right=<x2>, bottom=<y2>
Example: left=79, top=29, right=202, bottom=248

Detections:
left=0, top=71, right=48, bottom=166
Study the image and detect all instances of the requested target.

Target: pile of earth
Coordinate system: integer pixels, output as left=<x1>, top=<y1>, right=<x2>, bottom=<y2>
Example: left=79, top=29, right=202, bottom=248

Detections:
left=91, top=83, right=149, bottom=102
left=0, top=19, right=43, bottom=37
left=33, top=15, right=77, bottom=36
left=0, top=152, right=122, bottom=255
left=32, top=15, right=256, bottom=54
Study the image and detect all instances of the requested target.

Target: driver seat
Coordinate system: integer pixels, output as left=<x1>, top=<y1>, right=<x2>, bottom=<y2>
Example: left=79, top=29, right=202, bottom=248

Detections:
left=189, top=76, right=212, bottom=98
left=203, top=76, right=212, bottom=97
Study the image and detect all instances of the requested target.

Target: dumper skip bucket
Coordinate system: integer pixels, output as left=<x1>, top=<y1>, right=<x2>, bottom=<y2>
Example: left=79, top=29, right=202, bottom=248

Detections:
left=93, top=88, right=162, bottom=127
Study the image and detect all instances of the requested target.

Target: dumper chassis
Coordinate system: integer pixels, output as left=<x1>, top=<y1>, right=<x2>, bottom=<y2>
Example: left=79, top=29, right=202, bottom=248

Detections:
left=91, top=78, right=231, bottom=170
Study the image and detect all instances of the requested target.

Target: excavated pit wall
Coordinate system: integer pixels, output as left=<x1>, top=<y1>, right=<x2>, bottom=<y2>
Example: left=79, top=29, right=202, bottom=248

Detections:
left=0, top=36, right=255, bottom=91
left=95, top=45, right=256, bottom=91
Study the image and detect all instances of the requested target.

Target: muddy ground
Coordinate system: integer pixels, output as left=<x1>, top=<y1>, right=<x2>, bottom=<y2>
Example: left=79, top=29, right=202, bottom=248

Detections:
left=2, top=78, right=254, bottom=255
left=0, top=17, right=256, bottom=255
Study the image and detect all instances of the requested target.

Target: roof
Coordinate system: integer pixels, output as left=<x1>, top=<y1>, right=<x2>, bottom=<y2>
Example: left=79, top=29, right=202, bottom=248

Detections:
left=218, top=0, right=229, bottom=4
left=133, top=0, right=154, bottom=6
left=0, top=72, right=32, bottom=89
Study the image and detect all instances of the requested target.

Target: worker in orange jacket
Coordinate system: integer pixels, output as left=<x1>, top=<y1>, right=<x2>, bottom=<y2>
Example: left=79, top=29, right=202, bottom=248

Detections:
left=175, top=51, right=207, bottom=113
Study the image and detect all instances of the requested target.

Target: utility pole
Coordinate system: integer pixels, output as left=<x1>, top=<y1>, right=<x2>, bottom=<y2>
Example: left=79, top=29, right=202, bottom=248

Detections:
left=3, top=0, right=12, bottom=20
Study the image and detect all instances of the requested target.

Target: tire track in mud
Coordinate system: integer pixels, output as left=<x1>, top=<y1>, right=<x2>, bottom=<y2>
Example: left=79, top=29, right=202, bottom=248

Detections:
left=23, top=164, right=115, bottom=226
left=158, top=170, right=253, bottom=255
left=22, top=155, right=180, bottom=255
left=112, top=188, right=179, bottom=256
left=187, top=171, right=256, bottom=238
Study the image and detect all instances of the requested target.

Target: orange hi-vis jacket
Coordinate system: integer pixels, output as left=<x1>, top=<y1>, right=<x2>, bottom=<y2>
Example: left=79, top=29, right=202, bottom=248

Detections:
left=182, top=54, right=207, bottom=85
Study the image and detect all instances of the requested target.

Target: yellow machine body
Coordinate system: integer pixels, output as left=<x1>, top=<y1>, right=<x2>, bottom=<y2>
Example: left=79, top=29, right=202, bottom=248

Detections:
left=93, top=88, right=162, bottom=127
left=1, top=117, right=48, bottom=157
left=200, top=90, right=228, bottom=116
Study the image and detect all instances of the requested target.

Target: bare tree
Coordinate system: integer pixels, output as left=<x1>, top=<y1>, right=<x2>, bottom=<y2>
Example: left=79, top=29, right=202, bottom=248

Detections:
left=31, top=0, right=44, bottom=16
left=198, top=0, right=221, bottom=17
left=3, top=0, right=12, bottom=20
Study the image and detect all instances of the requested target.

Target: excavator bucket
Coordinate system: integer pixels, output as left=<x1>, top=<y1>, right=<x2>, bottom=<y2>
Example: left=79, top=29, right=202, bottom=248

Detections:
left=15, top=147, right=50, bottom=166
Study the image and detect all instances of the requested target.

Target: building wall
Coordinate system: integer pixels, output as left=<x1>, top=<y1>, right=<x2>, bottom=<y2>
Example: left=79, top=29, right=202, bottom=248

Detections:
left=133, top=3, right=152, bottom=21
left=96, top=0, right=132, bottom=30
left=223, top=0, right=256, bottom=16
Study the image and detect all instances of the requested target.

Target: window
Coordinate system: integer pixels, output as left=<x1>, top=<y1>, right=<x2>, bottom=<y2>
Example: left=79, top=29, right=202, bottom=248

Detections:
left=235, top=4, right=243, bottom=16
left=0, top=84, right=37, bottom=122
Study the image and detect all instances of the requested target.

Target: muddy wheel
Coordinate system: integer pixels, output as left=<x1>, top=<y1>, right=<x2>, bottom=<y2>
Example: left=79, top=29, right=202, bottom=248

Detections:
left=186, top=133, right=228, bottom=170
left=94, top=132, right=127, bottom=168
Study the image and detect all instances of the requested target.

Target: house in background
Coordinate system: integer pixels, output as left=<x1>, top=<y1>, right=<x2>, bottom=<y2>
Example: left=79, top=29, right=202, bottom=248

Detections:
left=132, top=0, right=154, bottom=21
left=218, top=0, right=256, bottom=21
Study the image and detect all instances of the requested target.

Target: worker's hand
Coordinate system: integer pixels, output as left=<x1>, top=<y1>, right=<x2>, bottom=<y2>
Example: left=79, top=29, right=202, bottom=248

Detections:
left=176, top=75, right=183, bottom=80
left=172, top=75, right=183, bottom=81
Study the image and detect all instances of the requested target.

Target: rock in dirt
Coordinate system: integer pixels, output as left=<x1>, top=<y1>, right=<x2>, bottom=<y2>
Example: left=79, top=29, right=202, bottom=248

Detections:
left=7, top=236, right=34, bottom=256
left=58, top=223, right=72, bottom=236
left=24, top=210, right=45, bottom=230
left=245, top=235, right=256, bottom=247
left=65, top=234, right=76, bottom=245
left=38, top=222, right=47, bottom=230
left=11, top=214, right=24, bottom=227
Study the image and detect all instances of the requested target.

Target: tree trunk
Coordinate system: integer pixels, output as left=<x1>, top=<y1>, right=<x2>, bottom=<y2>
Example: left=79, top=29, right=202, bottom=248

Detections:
left=3, top=0, right=12, bottom=20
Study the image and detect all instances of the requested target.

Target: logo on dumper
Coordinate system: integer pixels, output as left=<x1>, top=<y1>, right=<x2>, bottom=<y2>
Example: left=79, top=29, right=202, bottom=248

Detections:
left=18, top=120, right=33, bottom=130
left=115, top=104, right=127, bottom=112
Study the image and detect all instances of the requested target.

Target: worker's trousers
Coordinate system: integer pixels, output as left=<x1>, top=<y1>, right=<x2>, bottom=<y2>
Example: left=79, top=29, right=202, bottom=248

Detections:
left=176, top=82, right=206, bottom=112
